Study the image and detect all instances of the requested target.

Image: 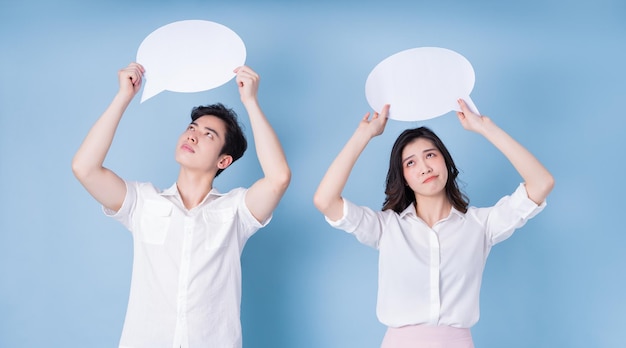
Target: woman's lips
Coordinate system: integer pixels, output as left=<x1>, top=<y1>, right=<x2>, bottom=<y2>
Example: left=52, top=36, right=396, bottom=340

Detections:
left=423, top=175, right=437, bottom=184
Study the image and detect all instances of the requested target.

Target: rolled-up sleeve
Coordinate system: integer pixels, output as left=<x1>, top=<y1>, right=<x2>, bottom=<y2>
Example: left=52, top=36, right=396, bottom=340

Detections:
left=102, top=180, right=137, bottom=232
left=324, top=198, right=383, bottom=249
left=486, top=183, right=547, bottom=245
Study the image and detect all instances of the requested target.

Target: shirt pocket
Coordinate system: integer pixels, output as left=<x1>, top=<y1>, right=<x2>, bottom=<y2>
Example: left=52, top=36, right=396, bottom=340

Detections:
left=203, top=208, right=236, bottom=250
left=139, top=200, right=173, bottom=245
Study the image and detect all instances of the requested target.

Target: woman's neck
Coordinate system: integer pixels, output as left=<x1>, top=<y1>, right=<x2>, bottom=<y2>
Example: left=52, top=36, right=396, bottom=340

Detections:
left=415, top=195, right=452, bottom=228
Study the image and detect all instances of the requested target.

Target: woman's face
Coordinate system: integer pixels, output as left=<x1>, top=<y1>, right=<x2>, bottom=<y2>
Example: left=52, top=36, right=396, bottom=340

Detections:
left=401, top=138, right=449, bottom=200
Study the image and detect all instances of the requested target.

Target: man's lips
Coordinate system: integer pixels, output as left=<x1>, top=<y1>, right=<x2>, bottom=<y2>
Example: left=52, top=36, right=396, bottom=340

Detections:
left=181, top=144, right=195, bottom=153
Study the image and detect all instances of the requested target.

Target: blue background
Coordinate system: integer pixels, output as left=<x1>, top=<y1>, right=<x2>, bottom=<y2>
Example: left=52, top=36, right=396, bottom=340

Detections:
left=1, top=0, right=624, bottom=347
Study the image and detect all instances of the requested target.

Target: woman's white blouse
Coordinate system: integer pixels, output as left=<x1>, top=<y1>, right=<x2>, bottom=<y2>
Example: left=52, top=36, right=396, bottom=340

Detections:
left=325, top=183, right=546, bottom=328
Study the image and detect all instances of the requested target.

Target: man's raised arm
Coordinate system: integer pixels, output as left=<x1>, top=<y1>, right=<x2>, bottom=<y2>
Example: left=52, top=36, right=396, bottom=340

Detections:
left=235, top=66, right=291, bottom=223
left=72, top=63, right=145, bottom=212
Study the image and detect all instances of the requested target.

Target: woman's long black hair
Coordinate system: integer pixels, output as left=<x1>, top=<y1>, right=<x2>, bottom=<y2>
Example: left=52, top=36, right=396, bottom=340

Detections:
left=382, top=127, right=468, bottom=213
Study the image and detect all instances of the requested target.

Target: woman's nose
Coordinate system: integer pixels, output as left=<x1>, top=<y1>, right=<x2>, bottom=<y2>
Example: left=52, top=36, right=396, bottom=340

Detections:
left=421, top=166, right=432, bottom=175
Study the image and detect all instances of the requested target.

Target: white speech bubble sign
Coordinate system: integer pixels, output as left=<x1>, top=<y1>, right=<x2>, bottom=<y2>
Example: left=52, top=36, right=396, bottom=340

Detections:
left=365, top=47, right=479, bottom=121
left=136, top=20, right=246, bottom=103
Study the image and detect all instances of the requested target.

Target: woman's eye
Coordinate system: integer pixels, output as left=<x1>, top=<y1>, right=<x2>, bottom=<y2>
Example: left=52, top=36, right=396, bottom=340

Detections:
left=206, top=133, right=213, bottom=138
left=406, top=160, right=414, bottom=167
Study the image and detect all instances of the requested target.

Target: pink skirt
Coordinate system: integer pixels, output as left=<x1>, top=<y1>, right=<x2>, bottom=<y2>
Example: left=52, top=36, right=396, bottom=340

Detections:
left=380, top=325, right=474, bottom=348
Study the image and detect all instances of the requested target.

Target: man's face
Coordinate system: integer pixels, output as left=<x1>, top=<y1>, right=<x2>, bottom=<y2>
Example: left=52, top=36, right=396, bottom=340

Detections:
left=175, top=115, right=231, bottom=173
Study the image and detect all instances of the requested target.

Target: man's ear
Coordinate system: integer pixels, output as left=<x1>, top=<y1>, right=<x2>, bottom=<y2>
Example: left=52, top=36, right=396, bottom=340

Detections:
left=217, top=155, right=233, bottom=170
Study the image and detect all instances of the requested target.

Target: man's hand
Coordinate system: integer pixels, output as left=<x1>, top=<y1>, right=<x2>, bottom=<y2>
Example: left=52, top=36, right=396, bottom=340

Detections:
left=234, top=65, right=259, bottom=105
left=118, top=62, right=145, bottom=100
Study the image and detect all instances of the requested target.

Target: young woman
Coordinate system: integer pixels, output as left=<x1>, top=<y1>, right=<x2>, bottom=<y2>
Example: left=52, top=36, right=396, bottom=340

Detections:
left=313, top=99, right=554, bottom=348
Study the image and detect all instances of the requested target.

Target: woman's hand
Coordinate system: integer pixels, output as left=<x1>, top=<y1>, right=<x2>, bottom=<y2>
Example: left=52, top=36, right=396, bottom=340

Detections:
left=358, top=104, right=390, bottom=139
left=456, top=98, right=489, bottom=134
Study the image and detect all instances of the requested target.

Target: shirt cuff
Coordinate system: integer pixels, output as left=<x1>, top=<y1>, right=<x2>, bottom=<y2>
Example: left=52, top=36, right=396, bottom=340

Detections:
left=102, top=180, right=133, bottom=217
left=324, top=198, right=362, bottom=233
left=511, top=183, right=546, bottom=219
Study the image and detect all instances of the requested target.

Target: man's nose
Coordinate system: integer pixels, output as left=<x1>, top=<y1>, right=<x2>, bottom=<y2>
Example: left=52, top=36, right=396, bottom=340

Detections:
left=187, top=132, right=197, bottom=143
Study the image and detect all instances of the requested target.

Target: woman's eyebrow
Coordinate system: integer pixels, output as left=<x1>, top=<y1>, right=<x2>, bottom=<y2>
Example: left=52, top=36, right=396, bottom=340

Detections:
left=402, top=154, right=415, bottom=163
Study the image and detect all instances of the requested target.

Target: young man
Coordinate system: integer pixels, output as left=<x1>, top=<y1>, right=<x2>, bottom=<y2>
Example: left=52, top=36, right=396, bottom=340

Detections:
left=72, top=62, right=291, bottom=348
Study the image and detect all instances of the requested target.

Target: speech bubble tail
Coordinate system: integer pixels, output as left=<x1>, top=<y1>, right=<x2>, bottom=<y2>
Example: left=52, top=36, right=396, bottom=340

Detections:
left=140, top=83, right=164, bottom=103
left=462, top=96, right=480, bottom=115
